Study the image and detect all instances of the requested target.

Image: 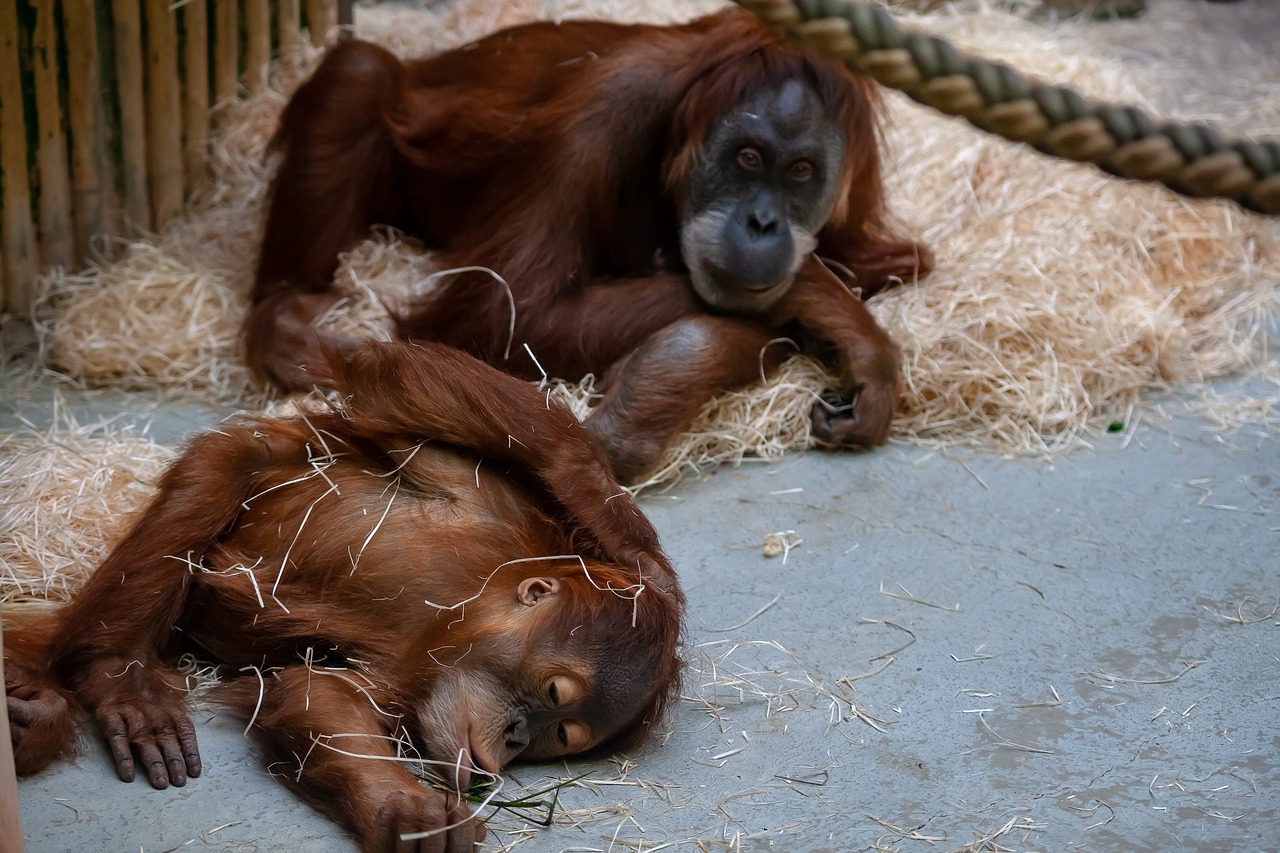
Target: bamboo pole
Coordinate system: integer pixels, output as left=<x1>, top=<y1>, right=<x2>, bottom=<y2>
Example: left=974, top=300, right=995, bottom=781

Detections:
left=112, top=0, right=151, bottom=232
left=245, top=0, right=270, bottom=94
left=144, top=0, right=184, bottom=228
left=306, top=0, right=338, bottom=46
left=31, top=0, right=75, bottom=271
left=182, top=0, right=209, bottom=191
left=63, top=0, right=113, bottom=262
left=214, top=0, right=238, bottom=106
left=278, top=0, right=302, bottom=74
left=2, top=0, right=38, bottom=313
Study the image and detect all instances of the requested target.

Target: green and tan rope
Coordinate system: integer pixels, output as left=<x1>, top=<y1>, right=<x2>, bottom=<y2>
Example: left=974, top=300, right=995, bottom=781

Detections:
left=736, top=0, right=1280, bottom=215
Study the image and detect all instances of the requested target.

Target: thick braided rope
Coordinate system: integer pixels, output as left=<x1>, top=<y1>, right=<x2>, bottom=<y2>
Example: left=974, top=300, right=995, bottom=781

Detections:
left=736, top=0, right=1280, bottom=215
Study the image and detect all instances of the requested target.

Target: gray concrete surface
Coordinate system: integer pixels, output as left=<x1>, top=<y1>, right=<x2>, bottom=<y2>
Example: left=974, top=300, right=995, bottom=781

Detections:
left=4, top=371, right=1277, bottom=852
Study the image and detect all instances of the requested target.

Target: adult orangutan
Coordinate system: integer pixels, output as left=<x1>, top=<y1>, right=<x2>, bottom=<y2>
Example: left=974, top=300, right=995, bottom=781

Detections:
left=4, top=341, right=683, bottom=852
left=245, top=8, right=931, bottom=483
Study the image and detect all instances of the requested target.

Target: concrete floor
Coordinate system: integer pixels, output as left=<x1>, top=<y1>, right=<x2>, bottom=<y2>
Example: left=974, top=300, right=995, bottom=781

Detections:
left=3, top=368, right=1277, bottom=852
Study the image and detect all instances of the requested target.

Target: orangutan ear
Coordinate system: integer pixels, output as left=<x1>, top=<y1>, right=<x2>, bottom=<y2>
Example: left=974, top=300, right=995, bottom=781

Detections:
left=516, top=577, right=562, bottom=607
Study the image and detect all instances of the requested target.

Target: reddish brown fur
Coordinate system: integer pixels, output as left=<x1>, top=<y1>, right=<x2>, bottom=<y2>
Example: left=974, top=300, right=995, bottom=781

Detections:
left=4, top=341, right=683, bottom=851
left=246, top=9, right=932, bottom=482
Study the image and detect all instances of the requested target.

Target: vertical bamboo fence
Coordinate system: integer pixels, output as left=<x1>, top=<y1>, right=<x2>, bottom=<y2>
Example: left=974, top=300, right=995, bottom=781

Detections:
left=0, top=0, right=351, bottom=317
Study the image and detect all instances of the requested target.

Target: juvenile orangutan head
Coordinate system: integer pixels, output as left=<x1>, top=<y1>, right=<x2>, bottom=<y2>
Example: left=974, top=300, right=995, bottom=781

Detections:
left=406, top=560, right=682, bottom=790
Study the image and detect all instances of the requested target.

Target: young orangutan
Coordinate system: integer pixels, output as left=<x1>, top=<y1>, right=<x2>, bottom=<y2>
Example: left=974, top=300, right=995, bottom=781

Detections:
left=4, top=341, right=684, bottom=852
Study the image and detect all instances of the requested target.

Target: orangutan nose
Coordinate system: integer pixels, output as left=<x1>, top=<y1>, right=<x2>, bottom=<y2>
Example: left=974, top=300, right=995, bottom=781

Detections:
left=504, top=715, right=530, bottom=750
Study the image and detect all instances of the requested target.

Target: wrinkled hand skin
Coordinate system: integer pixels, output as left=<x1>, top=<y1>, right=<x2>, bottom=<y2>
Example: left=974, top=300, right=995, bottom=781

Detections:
left=6, top=681, right=72, bottom=774
left=767, top=259, right=906, bottom=450
left=6, top=682, right=67, bottom=739
left=77, top=657, right=202, bottom=789
left=366, top=788, right=485, bottom=853
left=810, top=372, right=900, bottom=449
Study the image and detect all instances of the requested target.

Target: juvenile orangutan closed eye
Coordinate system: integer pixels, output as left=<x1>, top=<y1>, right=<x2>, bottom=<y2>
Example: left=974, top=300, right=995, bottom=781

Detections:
left=245, top=8, right=933, bottom=484
left=3, top=341, right=684, bottom=853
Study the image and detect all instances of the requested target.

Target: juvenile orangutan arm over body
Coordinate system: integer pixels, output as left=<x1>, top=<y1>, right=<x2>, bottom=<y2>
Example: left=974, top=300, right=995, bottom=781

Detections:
left=327, top=342, right=677, bottom=592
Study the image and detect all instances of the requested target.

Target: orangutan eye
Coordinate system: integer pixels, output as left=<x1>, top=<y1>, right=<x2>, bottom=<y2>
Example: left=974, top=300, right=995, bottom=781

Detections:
left=789, top=160, right=813, bottom=182
left=550, top=720, right=591, bottom=754
left=548, top=681, right=560, bottom=706
left=737, top=147, right=763, bottom=171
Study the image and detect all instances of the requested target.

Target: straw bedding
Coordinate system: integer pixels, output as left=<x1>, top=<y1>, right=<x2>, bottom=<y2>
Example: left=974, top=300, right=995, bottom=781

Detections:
left=0, top=418, right=172, bottom=610
left=11, top=0, right=1280, bottom=523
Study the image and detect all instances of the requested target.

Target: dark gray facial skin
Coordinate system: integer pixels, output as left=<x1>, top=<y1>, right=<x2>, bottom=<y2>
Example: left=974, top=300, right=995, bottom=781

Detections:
left=680, top=79, right=846, bottom=314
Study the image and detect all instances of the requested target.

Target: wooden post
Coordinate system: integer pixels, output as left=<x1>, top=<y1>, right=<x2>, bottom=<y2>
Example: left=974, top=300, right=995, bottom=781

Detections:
left=0, top=616, right=23, bottom=852
left=278, top=0, right=302, bottom=74
left=182, top=0, right=209, bottom=192
left=112, top=0, right=151, bottom=233
left=31, top=0, right=75, bottom=271
left=214, top=0, right=238, bottom=106
left=0, top=0, right=37, bottom=313
left=306, top=0, right=338, bottom=46
left=63, top=0, right=113, bottom=262
left=144, top=0, right=184, bottom=228
left=245, top=0, right=271, bottom=94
